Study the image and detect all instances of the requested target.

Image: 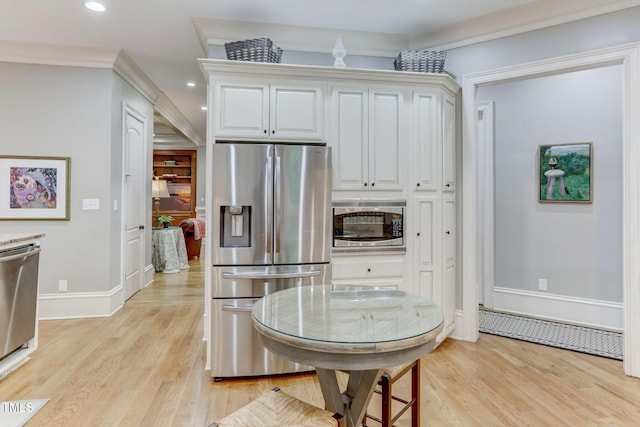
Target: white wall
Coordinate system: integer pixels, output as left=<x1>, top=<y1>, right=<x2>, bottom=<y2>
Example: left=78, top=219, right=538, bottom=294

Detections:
left=442, top=6, right=640, bottom=320
left=0, top=63, right=113, bottom=295
left=0, top=61, right=154, bottom=318
left=444, top=6, right=640, bottom=79
left=478, top=65, right=623, bottom=302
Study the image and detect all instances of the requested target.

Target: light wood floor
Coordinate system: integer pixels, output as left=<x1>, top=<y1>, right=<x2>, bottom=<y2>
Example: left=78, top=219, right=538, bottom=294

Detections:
left=3, top=258, right=640, bottom=426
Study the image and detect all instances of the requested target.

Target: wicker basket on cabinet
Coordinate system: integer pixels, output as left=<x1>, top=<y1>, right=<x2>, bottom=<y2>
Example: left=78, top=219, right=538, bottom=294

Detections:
left=224, top=37, right=283, bottom=63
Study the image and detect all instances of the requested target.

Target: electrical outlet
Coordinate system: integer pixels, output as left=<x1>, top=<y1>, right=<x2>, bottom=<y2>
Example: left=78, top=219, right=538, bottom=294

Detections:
left=538, top=278, right=547, bottom=291
left=59, top=279, right=68, bottom=292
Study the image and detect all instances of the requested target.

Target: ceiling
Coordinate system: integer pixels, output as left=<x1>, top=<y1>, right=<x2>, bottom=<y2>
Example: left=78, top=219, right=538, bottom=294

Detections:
left=0, top=0, right=636, bottom=147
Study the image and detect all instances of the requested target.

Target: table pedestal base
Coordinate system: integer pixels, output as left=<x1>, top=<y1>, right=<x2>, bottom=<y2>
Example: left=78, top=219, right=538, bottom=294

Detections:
left=316, top=368, right=382, bottom=427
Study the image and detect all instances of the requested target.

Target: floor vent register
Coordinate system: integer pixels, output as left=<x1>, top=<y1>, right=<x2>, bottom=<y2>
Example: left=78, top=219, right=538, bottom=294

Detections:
left=479, top=309, right=623, bottom=360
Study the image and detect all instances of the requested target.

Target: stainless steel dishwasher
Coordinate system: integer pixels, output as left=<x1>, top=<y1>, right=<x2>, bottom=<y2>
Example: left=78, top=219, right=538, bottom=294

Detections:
left=1, top=243, right=40, bottom=360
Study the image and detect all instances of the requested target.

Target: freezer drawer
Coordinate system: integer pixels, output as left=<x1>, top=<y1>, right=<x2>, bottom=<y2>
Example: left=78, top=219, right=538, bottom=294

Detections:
left=212, top=264, right=330, bottom=298
left=210, top=297, right=311, bottom=378
left=1, top=244, right=40, bottom=360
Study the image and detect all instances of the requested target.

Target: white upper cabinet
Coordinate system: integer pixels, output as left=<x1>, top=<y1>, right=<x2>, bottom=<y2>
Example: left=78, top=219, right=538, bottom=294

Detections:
left=412, top=90, right=440, bottom=191
left=213, top=80, right=324, bottom=141
left=442, top=93, right=456, bottom=192
left=331, top=85, right=407, bottom=191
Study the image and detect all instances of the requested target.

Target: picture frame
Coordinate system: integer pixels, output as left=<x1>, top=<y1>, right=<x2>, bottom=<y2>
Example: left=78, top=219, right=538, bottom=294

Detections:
left=539, top=143, right=592, bottom=203
left=0, top=156, right=71, bottom=220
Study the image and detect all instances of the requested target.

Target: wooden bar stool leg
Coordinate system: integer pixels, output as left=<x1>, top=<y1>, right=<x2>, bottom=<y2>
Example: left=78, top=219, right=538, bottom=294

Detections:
left=412, top=360, right=420, bottom=427
left=364, top=359, right=420, bottom=427
left=381, top=372, right=392, bottom=427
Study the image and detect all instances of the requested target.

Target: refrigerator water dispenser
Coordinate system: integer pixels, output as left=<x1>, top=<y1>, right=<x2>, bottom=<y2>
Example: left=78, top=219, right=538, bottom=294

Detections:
left=221, top=205, right=251, bottom=247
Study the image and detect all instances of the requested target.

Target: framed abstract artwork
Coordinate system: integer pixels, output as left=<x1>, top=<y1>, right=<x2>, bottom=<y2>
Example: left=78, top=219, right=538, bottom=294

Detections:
left=539, top=143, right=592, bottom=203
left=0, top=156, right=71, bottom=220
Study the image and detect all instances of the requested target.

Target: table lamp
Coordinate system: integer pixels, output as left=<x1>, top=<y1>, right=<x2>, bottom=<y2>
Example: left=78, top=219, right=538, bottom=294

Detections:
left=152, top=178, right=170, bottom=227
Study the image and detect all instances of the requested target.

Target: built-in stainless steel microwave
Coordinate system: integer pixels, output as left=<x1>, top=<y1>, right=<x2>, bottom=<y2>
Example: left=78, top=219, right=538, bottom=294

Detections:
left=332, top=200, right=405, bottom=253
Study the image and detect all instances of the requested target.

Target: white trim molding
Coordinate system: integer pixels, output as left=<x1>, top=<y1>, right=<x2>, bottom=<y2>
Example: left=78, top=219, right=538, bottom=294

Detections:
left=491, top=287, right=623, bottom=331
left=461, top=42, right=640, bottom=377
left=38, top=286, right=124, bottom=320
left=412, top=0, right=640, bottom=50
left=0, top=40, right=203, bottom=146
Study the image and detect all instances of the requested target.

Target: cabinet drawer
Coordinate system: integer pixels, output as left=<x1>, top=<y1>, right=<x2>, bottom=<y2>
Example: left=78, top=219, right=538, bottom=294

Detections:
left=332, top=256, right=405, bottom=280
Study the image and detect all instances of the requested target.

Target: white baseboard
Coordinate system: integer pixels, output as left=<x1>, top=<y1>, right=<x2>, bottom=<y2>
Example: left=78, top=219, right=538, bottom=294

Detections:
left=38, top=265, right=157, bottom=320
left=38, top=264, right=154, bottom=320
left=145, top=263, right=155, bottom=288
left=38, top=286, right=124, bottom=320
left=450, top=309, right=464, bottom=341
left=490, top=286, right=623, bottom=331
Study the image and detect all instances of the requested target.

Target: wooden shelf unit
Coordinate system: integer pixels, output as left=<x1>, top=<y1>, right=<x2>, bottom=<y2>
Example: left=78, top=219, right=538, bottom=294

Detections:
left=152, top=149, right=197, bottom=226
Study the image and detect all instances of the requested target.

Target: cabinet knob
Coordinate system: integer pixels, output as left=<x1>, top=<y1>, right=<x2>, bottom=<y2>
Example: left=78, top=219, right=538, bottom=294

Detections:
left=445, top=231, right=451, bottom=235
left=416, top=183, right=420, bottom=187
left=371, top=182, right=375, bottom=187
left=364, top=182, right=368, bottom=187
left=264, top=129, right=267, bottom=134
left=367, top=268, right=371, bottom=272
left=417, top=232, right=420, bottom=237
left=445, top=183, right=451, bottom=188
left=271, top=130, right=275, bottom=134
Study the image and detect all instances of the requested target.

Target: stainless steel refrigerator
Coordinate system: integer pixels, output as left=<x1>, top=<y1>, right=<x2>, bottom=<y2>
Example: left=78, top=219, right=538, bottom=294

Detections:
left=210, top=142, right=331, bottom=379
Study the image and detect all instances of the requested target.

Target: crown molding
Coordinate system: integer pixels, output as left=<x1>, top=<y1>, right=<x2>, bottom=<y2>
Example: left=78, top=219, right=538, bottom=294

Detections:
left=193, top=18, right=408, bottom=58
left=0, top=41, right=203, bottom=146
left=199, top=58, right=461, bottom=95
left=195, top=1, right=640, bottom=58
left=410, top=0, right=640, bottom=50
left=0, top=40, right=119, bottom=68
left=113, top=50, right=160, bottom=104
left=154, top=93, right=203, bottom=146
left=111, top=51, right=205, bottom=146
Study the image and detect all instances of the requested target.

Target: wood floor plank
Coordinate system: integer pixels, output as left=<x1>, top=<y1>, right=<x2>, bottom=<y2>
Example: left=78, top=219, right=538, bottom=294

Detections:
left=2, top=258, right=640, bottom=426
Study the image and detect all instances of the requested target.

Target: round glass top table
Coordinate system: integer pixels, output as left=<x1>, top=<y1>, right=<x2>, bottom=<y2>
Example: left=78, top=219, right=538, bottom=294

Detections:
left=252, top=285, right=443, bottom=427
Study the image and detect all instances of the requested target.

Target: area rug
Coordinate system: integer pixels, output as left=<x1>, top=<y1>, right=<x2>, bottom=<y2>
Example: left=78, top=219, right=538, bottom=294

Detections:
left=0, top=399, right=49, bottom=427
left=479, top=309, right=623, bottom=360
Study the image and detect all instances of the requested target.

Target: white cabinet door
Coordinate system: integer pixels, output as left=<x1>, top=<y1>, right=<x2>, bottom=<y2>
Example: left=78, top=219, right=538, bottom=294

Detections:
left=413, top=91, right=440, bottom=191
left=414, top=194, right=456, bottom=345
left=442, top=195, right=456, bottom=336
left=442, top=93, right=456, bottom=192
left=368, top=88, right=405, bottom=191
left=213, top=81, right=324, bottom=141
left=214, top=81, right=269, bottom=138
left=331, top=86, right=405, bottom=191
left=331, top=87, right=368, bottom=190
left=271, top=84, right=324, bottom=140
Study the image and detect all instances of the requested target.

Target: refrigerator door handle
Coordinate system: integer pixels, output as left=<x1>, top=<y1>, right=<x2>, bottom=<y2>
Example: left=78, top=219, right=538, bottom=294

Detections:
left=266, top=148, right=273, bottom=255
left=222, top=269, right=322, bottom=280
left=221, top=303, right=256, bottom=313
left=274, top=153, right=281, bottom=255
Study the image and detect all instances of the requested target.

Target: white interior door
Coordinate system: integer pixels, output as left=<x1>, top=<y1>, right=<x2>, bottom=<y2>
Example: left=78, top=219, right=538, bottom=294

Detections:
left=123, top=108, right=145, bottom=301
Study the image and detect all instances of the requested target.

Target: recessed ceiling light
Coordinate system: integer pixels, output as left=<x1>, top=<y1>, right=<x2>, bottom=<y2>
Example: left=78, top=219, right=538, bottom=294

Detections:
left=201, top=106, right=208, bottom=111
left=84, top=1, right=106, bottom=12
left=187, top=82, right=196, bottom=88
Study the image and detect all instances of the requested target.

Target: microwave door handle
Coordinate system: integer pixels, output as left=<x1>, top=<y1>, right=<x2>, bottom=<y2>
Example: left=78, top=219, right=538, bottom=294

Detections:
left=222, top=269, right=322, bottom=280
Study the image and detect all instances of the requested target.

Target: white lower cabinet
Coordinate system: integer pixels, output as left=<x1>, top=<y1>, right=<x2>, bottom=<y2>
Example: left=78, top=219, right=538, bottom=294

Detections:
left=413, top=194, right=456, bottom=345
left=331, top=254, right=407, bottom=289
